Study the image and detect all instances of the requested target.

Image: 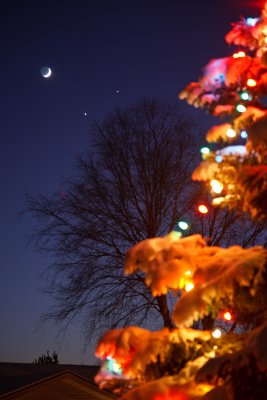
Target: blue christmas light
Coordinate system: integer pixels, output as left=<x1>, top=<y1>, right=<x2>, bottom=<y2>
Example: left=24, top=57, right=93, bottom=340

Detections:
left=240, top=130, right=248, bottom=139
left=246, top=17, right=259, bottom=27
left=215, top=155, right=223, bottom=163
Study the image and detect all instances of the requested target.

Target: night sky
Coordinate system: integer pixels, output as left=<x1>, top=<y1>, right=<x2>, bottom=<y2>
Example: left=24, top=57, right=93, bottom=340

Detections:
left=0, top=0, right=258, bottom=365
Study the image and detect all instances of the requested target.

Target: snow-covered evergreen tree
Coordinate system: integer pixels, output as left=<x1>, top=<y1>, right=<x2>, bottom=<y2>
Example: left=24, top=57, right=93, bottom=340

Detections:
left=94, top=3, right=267, bottom=399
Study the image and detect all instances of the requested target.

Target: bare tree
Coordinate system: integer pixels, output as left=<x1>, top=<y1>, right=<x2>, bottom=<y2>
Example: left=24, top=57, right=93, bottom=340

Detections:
left=185, top=196, right=267, bottom=249
left=27, top=98, right=202, bottom=334
left=26, top=98, right=266, bottom=340
left=33, top=350, right=59, bottom=364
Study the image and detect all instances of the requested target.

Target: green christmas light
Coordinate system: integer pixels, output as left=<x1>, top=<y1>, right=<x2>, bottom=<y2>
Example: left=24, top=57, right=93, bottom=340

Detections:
left=178, top=221, right=190, bottom=230
left=200, top=146, right=210, bottom=155
left=236, top=104, right=247, bottom=113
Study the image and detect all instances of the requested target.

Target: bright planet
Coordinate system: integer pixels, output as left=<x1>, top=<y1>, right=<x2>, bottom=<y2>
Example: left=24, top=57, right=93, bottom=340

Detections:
left=40, top=66, right=52, bottom=78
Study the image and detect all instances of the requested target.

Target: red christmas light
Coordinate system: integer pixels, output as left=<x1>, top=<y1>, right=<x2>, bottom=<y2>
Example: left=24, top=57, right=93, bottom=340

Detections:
left=198, top=204, right=209, bottom=214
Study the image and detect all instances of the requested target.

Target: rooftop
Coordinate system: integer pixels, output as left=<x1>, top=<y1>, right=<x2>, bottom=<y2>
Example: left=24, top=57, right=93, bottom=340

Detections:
left=0, top=362, right=117, bottom=399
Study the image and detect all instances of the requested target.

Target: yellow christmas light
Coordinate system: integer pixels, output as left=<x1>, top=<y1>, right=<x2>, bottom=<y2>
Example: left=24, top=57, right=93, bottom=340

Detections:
left=210, top=179, right=224, bottom=194
left=212, top=197, right=224, bottom=206
left=212, top=328, right=222, bottom=339
left=226, top=128, right=236, bottom=138
left=106, top=357, right=123, bottom=374
left=233, top=51, right=246, bottom=58
left=185, top=282, right=194, bottom=292
left=247, top=78, right=257, bottom=87
left=113, top=361, right=122, bottom=373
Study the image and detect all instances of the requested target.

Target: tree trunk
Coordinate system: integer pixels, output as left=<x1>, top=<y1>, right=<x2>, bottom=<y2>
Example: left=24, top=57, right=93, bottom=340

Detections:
left=156, top=295, right=173, bottom=328
left=202, top=313, right=214, bottom=330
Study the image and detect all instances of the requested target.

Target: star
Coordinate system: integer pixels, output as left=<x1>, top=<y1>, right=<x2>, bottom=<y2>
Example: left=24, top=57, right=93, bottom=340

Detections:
left=83, top=112, right=87, bottom=116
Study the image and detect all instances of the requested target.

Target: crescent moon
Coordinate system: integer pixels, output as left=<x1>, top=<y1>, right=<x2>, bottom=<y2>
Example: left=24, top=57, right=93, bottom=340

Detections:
left=44, top=68, right=52, bottom=78
left=41, top=67, right=52, bottom=78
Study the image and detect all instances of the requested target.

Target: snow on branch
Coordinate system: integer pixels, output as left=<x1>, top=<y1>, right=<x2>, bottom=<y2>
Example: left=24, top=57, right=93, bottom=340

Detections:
left=124, top=232, right=206, bottom=296
left=95, top=325, right=211, bottom=380
left=124, top=232, right=267, bottom=327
